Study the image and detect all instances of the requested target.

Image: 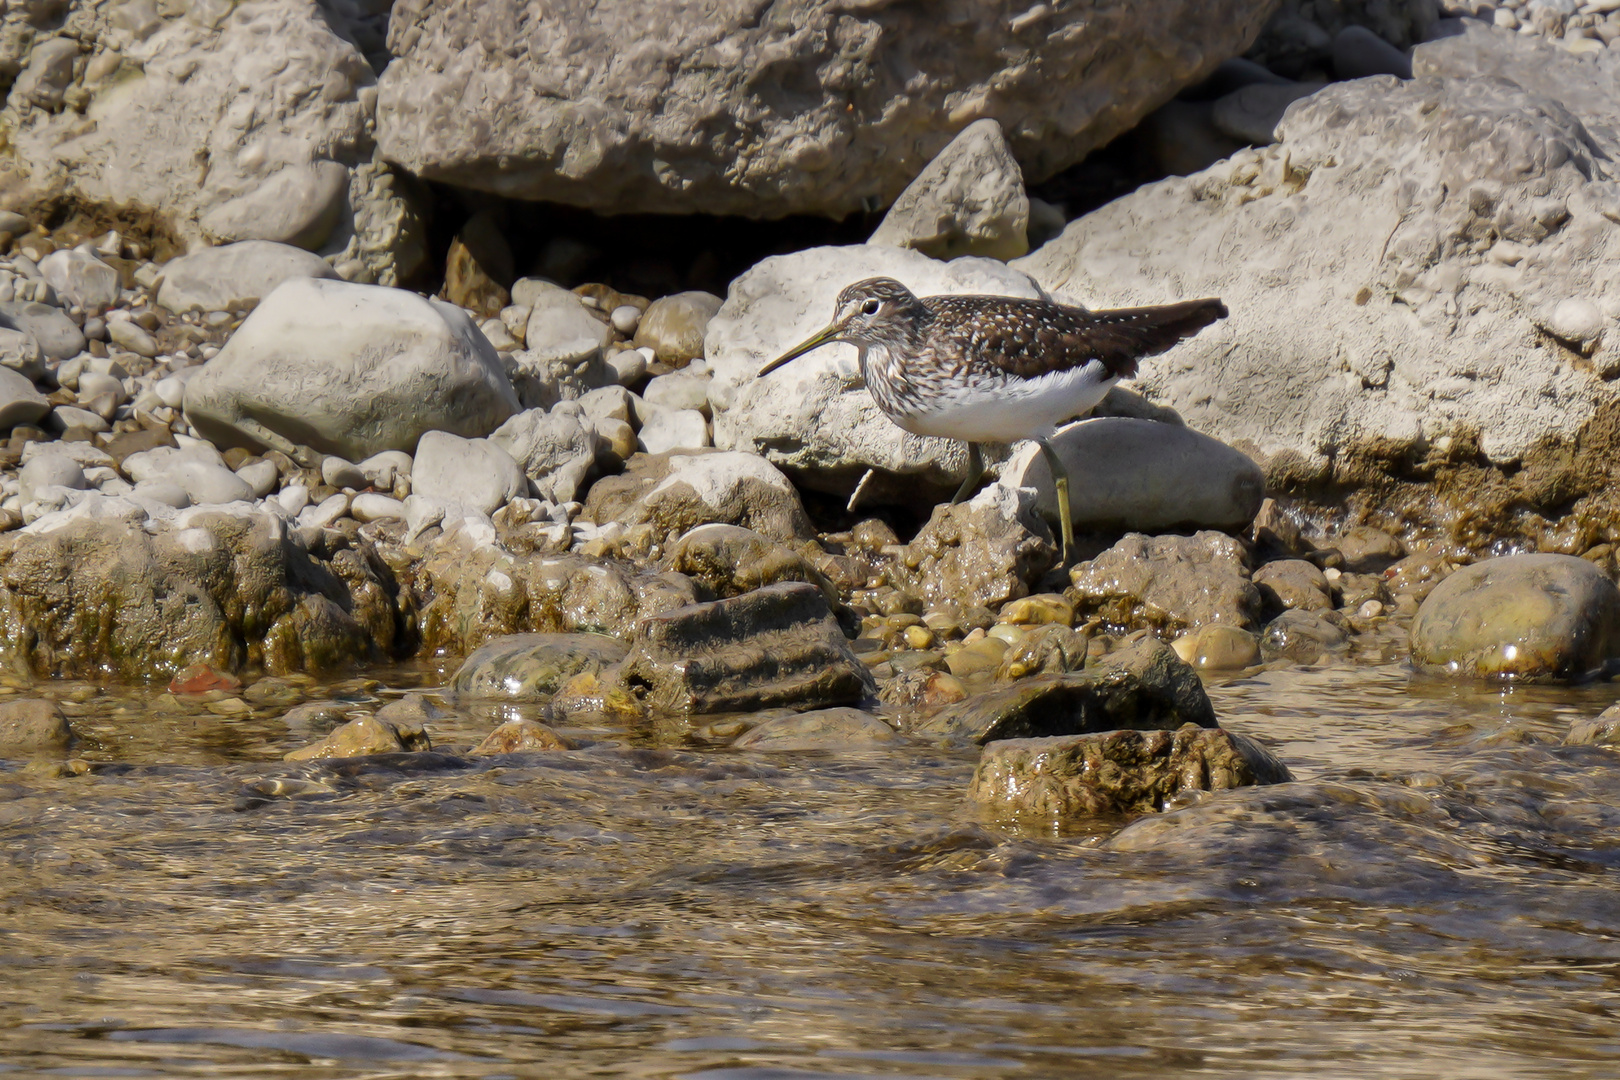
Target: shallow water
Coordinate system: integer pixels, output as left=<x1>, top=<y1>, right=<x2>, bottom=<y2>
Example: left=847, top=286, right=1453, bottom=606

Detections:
left=7, top=657, right=1620, bottom=1079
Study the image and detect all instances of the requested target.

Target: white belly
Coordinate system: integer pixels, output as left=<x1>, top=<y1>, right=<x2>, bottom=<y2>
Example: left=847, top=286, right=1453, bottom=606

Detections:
left=895, top=362, right=1119, bottom=444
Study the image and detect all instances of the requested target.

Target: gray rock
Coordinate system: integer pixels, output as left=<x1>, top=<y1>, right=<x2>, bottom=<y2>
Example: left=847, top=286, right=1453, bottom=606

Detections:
left=968, top=724, right=1291, bottom=818
left=0, top=300, right=84, bottom=360
left=0, top=366, right=49, bottom=429
left=410, top=431, right=527, bottom=516
left=107, top=319, right=159, bottom=358
left=869, top=119, right=1030, bottom=261
left=731, top=707, right=899, bottom=751
left=0, top=328, right=43, bottom=384
left=1211, top=80, right=1323, bottom=145
left=637, top=408, right=709, bottom=454
left=450, top=631, right=628, bottom=701
left=199, top=160, right=351, bottom=251
left=133, top=479, right=191, bottom=510
left=918, top=638, right=1216, bottom=743
left=0, top=698, right=75, bottom=757
left=1332, top=25, right=1413, bottom=79
left=633, top=291, right=722, bottom=367
left=487, top=408, right=600, bottom=504
left=522, top=284, right=612, bottom=365
left=1069, top=531, right=1261, bottom=635
left=321, top=456, right=367, bottom=489
left=1332, top=525, right=1407, bottom=573
left=1260, top=609, right=1350, bottom=663
left=1410, top=554, right=1620, bottom=681
left=375, top=0, right=1276, bottom=217
left=585, top=450, right=813, bottom=542
left=709, top=244, right=1042, bottom=501
left=184, top=277, right=519, bottom=461
left=1253, top=559, right=1333, bottom=613
left=157, top=241, right=341, bottom=314
left=19, top=452, right=87, bottom=507
left=39, top=248, right=121, bottom=313
left=620, top=581, right=875, bottom=714
left=46, top=406, right=109, bottom=437
left=1000, top=417, right=1265, bottom=534
left=123, top=445, right=254, bottom=505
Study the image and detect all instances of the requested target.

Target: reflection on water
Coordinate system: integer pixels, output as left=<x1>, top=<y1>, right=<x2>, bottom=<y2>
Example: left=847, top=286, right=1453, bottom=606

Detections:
left=6, top=659, right=1620, bottom=1077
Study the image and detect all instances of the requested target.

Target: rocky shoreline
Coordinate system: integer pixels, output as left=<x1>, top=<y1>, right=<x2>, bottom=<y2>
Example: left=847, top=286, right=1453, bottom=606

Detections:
left=1, top=2, right=1620, bottom=827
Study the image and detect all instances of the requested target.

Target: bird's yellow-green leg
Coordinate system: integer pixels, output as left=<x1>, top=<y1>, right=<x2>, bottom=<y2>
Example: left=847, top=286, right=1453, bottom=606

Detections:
left=1037, top=438, right=1074, bottom=566
left=950, top=442, right=985, bottom=505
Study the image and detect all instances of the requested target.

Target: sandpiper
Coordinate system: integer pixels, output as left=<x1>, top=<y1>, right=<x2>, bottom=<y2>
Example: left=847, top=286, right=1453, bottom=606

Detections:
left=758, top=277, right=1228, bottom=563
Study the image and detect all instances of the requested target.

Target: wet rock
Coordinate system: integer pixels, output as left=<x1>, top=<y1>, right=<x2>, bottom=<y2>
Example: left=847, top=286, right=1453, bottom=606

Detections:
left=1410, top=554, right=1620, bottom=681
left=1171, top=624, right=1262, bottom=671
left=885, top=485, right=1056, bottom=612
left=1253, top=558, right=1332, bottom=613
left=184, top=277, right=520, bottom=462
left=708, top=244, right=1042, bottom=503
left=1260, top=609, right=1350, bottom=663
left=284, top=713, right=433, bottom=761
left=487, top=407, right=600, bottom=504
left=1000, top=417, right=1266, bottom=535
left=585, top=450, right=813, bottom=542
left=280, top=700, right=351, bottom=737
left=916, top=639, right=1215, bottom=743
left=1565, top=704, right=1620, bottom=748
left=869, top=118, right=1029, bottom=261
left=731, top=707, right=899, bottom=752
left=0, top=698, right=74, bottom=756
left=167, top=663, right=242, bottom=694
left=1333, top=525, right=1407, bottom=574
left=449, top=632, right=628, bottom=701
left=376, top=0, right=1273, bottom=217
left=156, top=242, right=340, bottom=314
left=470, top=718, right=573, bottom=754
left=665, top=524, right=836, bottom=603
left=548, top=668, right=644, bottom=723
left=968, top=724, right=1292, bottom=818
left=1383, top=547, right=1456, bottom=604
left=620, top=581, right=875, bottom=715
left=994, top=624, right=1090, bottom=679
left=878, top=666, right=968, bottom=718
left=1068, top=531, right=1261, bottom=634
left=634, top=291, right=723, bottom=367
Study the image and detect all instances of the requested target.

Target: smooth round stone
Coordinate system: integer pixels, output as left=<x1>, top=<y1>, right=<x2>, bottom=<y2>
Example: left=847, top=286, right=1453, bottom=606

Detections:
left=132, top=479, right=191, bottom=509
left=0, top=366, right=49, bottom=429
left=999, top=593, right=1074, bottom=626
left=1176, top=624, right=1261, bottom=671
left=1260, top=609, right=1349, bottom=664
left=642, top=371, right=711, bottom=414
left=450, top=632, right=628, bottom=701
left=76, top=371, right=125, bottom=404
left=1410, top=554, right=1620, bottom=681
left=277, top=484, right=311, bottom=516
left=606, top=347, right=648, bottom=386
left=321, top=455, right=367, bottom=489
left=358, top=449, right=413, bottom=489
left=633, top=290, right=722, bottom=365
left=107, top=319, right=159, bottom=358
left=636, top=407, right=709, bottom=454
left=235, top=458, right=279, bottom=498
left=351, top=492, right=406, bottom=522
left=411, top=430, right=527, bottom=516
left=0, top=300, right=85, bottom=360
left=47, top=405, right=110, bottom=435
left=1549, top=297, right=1603, bottom=343
left=595, top=417, right=636, bottom=459
left=610, top=304, right=641, bottom=335
left=301, top=491, right=351, bottom=529
left=172, top=459, right=255, bottom=504
left=730, top=707, right=899, bottom=751
left=20, top=453, right=86, bottom=505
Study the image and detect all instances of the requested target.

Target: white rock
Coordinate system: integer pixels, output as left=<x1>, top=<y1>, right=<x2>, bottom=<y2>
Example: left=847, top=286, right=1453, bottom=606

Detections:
left=19, top=452, right=86, bottom=506
left=480, top=317, right=519, bottom=353
left=154, top=376, right=187, bottom=409
left=123, top=444, right=253, bottom=505
left=1548, top=297, right=1604, bottom=343
left=1212, top=81, right=1323, bottom=145
left=351, top=492, right=407, bottom=522
left=606, top=347, right=648, bottom=387
left=235, top=459, right=279, bottom=498
left=637, top=408, right=709, bottom=454
left=183, top=277, right=519, bottom=462
left=321, top=455, right=368, bottom=489
left=300, top=492, right=351, bottom=530
left=132, top=479, right=191, bottom=510
left=157, top=241, right=340, bottom=314
left=610, top=304, right=641, bottom=335
left=578, top=384, right=635, bottom=425
left=410, top=430, right=527, bottom=515
left=618, top=450, right=813, bottom=541
left=76, top=371, right=126, bottom=405
left=358, top=449, right=414, bottom=489
left=47, top=406, right=109, bottom=436
left=107, top=319, right=158, bottom=358
left=0, top=365, right=48, bottom=429
left=0, top=327, right=44, bottom=383
left=487, top=408, right=601, bottom=503
left=709, top=244, right=1042, bottom=497
left=38, top=248, right=120, bottom=313
left=199, top=160, right=352, bottom=251
left=523, top=282, right=613, bottom=364
left=277, top=484, right=311, bottom=516
left=869, top=119, right=1030, bottom=261
left=642, top=371, right=713, bottom=416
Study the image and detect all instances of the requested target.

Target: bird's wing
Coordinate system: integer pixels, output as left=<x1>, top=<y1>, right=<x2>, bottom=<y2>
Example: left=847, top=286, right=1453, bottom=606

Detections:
left=925, top=295, right=1229, bottom=380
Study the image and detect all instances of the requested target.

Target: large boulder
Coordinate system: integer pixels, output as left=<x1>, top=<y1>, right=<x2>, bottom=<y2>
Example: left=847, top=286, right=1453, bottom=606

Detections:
left=1013, top=38, right=1620, bottom=542
left=0, top=0, right=376, bottom=254
left=376, top=0, right=1278, bottom=218
left=183, top=277, right=520, bottom=461
left=708, top=244, right=1043, bottom=503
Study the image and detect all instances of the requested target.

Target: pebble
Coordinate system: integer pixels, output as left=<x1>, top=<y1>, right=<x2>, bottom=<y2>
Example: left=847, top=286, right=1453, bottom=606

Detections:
left=321, top=455, right=368, bottom=489
left=358, top=450, right=413, bottom=489
left=611, top=304, right=641, bottom=335
left=107, top=319, right=158, bottom=358
left=48, top=405, right=110, bottom=436
left=633, top=290, right=722, bottom=365
left=351, top=492, right=407, bottom=522
left=276, top=484, right=311, bottom=516
left=642, top=370, right=712, bottom=415
left=20, top=453, right=86, bottom=506
left=236, top=459, right=279, bottom=497
left=606, top=347, right=648, bottom=386
left=300, top=492, right=351, bottom=530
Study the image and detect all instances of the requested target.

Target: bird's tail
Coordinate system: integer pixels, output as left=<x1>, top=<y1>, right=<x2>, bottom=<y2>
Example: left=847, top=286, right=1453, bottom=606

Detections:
left=1093, top=297, right=1228, bottom=378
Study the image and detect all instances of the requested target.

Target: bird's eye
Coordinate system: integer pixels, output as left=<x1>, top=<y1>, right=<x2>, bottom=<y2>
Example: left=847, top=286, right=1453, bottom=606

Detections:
left=861, top=299, right=881, bottom=315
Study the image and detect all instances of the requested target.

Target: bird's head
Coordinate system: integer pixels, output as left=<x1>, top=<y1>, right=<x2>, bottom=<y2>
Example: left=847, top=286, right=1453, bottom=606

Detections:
left=758, top=277, right=926, bottom=377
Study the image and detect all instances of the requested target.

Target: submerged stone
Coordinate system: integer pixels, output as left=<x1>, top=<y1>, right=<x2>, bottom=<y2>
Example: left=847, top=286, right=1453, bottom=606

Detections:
left=731, top=707, right=899, bottom=751
left=620, top=581, right=875, bottom=714
left=449, top=632, right=628, bottom=701
left=470, top=718, right=574, bottom=754
left=285, top=713, right=433, bottom=761
left=1410, top=554, right=1620, bottom=682
left=916, top=639, right=1215, bottom=744
left=968, top=723, right=1292, bottom=818
left=0, top=698, right=74, bottom=757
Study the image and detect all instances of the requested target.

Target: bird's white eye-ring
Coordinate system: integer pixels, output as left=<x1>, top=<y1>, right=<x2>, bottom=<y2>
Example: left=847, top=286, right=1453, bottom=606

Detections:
left=861, top=299, right=881, bottom=315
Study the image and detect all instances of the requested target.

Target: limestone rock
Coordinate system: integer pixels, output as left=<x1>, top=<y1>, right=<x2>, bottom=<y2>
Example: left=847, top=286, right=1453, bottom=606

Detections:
left=0, top=366, right=49, bottom=429
left=920, top=638, right=1214, bottom=744
left=0, top=300, right=84, bottom=360
left=1211, top=80, right=1323, bottom=145
left=1068, top=531, right=1261, bottom=634
left=410, top=431, right=527, bottom=517
left=1410, top=554, right=1620, bottom=681
left=184, top=277, right=520, bottom=461
left=156, top=241, right=339, bottom=314
left=886, top=484, right=1056, bottom=611
left=199, top=161, right=352, bottom=252
left=634, top=291, right=722, bottom=367
left=731, top=707, right=899, bottom=752
left=710, top=245, right=1043, bottom=502
left=376, top=0, right=1276, bottom=217
left=487, top=408, right=600, bottom=504
left=620, top=581, right=875, bottom=714
left=1012, top=55, right=1620, bottom=534
left=1000, top=417, right=1265, bottom=534
left=285, top=713, right=432, bottom=761
left=39, top=248, right=120, bottom=313
left=0, top=698, right=74, bottom=756
left=968, top=724, right=1292, bottom=818
left=586, top=450, right=813, bottom=542
left=869, top=119, right=1029, bottom=261
left=449, top=632, right=628, bottom=701
left=665, top=524, right=837, bottom=603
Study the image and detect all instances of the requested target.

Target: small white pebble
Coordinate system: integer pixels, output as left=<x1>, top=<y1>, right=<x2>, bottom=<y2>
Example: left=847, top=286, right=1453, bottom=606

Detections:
left=611, top=304, right=641, bottom=335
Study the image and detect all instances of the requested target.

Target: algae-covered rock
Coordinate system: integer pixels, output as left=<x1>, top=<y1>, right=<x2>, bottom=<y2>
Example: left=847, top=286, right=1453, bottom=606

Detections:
left=1410, top=554, right=1620, bottom=682
left=968, top=723, right=1292, bottom=818
left=1068, top=531, right=1260, bottom=634
left=664, top=524, right=837, bottom=604
left=584, top=450, right=813, bottom=542
left=621, top=582, right=875, bottom=714
left=1260, top=609, right=1350, bottom=664
left=470, top=718, right=574, bottom=754
left=731, top=707, right=899, bottom=752
left=916, top=639, right=1215, bottom=744
left=285, top=713, right=433, bottom=761
left=885, top=485, right=1057, bottom=611
left=449, top=632, right=628, bottom=701
left=994, top=623, right=1091, bottom=680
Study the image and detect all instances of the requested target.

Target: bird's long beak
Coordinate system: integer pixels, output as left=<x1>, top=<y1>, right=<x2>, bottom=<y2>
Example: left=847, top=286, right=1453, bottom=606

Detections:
left=758, top=322, right=842, bottom=378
